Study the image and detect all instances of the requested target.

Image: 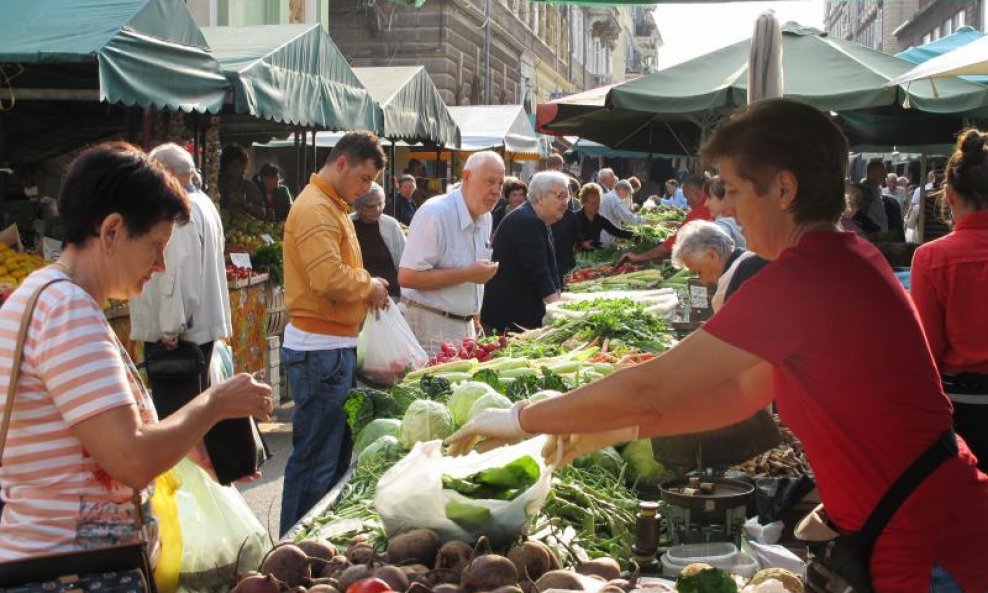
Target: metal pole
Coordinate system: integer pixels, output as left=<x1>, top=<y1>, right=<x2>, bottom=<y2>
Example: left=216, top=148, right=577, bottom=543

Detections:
left=390, top=142, right=397, bottom=218
left=483, top=0, right=492, bottom=104
left=311, top=129, right=317, bottom=176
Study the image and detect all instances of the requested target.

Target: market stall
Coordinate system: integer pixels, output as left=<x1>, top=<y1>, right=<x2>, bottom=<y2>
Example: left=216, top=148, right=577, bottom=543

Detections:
left=446, top=105, right=547, bottom=178
left=251, top=210, right=813, bottom=591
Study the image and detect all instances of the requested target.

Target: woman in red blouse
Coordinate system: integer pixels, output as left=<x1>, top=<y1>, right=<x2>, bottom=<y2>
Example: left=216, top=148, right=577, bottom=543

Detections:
left=449, top=99, right=988, bottom=592
left=911, top=129, right=988, bottom=473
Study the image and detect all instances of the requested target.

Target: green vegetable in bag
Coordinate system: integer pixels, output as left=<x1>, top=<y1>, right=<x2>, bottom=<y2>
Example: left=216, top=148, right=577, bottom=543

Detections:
left=444, top=499, right=493, bottom=531
left=442, top=455, right=540, bottom=501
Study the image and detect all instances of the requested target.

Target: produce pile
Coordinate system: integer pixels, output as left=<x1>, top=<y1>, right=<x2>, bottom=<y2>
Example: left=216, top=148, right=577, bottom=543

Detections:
left=564, top=263, right=643, bottom=285
left=223, top=210, right=284, bottom=254
left=223, top=211, right=285, bottom=285
left=313, top=351, right=670, bottom=569
left=514, top=299, right=675, bottom=356
left=0, top=243, right=46, bottom=292
left=732, top=419, right=811, bottom=478
left=233, top=531, right=803, bottom=593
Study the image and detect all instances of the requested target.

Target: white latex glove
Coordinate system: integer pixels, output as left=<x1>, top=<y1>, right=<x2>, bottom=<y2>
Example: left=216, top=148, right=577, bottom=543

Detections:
left=446, top=400, right=531, bottom=456
left=541, top=426, right=640, bottom=468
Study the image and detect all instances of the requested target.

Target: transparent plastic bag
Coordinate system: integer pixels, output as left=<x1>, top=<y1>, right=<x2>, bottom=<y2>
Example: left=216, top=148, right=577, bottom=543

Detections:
left=172, top=459, right=271, bottom=593
left=375, top=436, right=553, bottom=546
left=357, top=305, right=429, bottom=385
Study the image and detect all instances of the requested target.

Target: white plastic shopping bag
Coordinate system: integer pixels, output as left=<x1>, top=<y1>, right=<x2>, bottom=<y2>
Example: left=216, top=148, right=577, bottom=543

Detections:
left=375, top=436, right=553, bottom=546
left=357, top=305, right=429, bottom=385
left=172, top=459, right=271, bottom=593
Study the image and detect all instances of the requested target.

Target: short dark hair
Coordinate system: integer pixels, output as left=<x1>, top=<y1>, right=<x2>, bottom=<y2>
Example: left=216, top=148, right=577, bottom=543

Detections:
left=328, top=131, right=386, bottom=171
left=398, top=174, right=416, bottom=186
left=945, top=128, right=988, bottom=210
left=546, top=153, right=564, bottom=168
left=259, top=163, right=280, bottom=178
left=866, top=160, right=886, bottom=175
left=682, top=175, right=706, bottom=191
left=59, top=142, right=190, bottom=248
left=567, top=176, right=580, bottom=195
left=665, top=179, right=678, bottom=187
left=701, top=98, right=848, bottom=225
left=220, top=144, right=250, bottom=172
left=502, top=176, right=527, bottom=200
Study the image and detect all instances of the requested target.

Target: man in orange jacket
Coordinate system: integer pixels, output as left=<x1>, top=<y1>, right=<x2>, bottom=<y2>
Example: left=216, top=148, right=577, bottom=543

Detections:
left=280, top=131, right=390, bottom=533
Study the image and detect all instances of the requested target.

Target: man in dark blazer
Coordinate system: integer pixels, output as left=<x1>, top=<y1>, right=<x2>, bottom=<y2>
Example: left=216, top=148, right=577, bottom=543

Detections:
left=481, top=171, right=572, bottom=333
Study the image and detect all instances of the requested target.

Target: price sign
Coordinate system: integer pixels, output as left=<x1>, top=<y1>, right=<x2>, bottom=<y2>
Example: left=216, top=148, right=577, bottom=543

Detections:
left=230, top=252, right=253, bottom=269
left=260, top=234, right=275, bottom=245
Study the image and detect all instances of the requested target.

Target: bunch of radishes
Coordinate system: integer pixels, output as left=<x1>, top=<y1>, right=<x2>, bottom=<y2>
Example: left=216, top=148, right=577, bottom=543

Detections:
left=429, top=336, right=508, bottom=366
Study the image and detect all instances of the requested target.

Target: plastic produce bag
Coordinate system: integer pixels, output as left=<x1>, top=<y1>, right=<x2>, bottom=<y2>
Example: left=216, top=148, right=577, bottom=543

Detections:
left=357, top=305, right=429, bottom=385
left=152, top=469, right=183, bottom=593
left=375, top=436, right=553, bottom=546
left=172, top=459, right=271, bottom=593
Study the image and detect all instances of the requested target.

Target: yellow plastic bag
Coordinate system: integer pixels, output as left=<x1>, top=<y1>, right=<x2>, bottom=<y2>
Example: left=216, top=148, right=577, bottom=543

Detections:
left=152, top=468, right=184, bottom=593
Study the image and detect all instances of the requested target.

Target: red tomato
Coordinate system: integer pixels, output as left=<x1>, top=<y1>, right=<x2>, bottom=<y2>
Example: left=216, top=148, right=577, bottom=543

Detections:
left=346, top=578, right=393, bottom=593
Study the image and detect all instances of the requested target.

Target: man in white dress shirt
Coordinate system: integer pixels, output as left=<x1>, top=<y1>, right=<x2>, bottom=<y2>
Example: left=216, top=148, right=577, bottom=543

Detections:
left=399, top=151, right=504, bottom=353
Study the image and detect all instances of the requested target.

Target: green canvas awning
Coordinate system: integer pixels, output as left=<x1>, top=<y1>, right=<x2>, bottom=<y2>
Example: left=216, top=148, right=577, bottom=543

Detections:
left=201, top=24, right=382, bottom=132
left=0, top=0, right=228, bottom=113
left=352, top=66, right=460, bottom=147
left=540, top=23, right=988, bottom=154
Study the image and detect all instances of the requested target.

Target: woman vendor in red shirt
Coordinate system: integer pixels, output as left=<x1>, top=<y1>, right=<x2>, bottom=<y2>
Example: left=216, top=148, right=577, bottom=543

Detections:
left=911, top=129, right=988, bottom=473
left=448, top=99, right=988, bottom=592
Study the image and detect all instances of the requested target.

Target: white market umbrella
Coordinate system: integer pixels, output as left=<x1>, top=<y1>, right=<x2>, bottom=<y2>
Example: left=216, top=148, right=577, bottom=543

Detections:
left=887, top=34, right=988, bottom=86
left=748, top=10, right=784, bottom=102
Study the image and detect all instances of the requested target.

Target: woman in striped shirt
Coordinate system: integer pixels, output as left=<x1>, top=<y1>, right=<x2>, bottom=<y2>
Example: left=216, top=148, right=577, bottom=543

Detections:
left=0, top=142, right=273, bottom=561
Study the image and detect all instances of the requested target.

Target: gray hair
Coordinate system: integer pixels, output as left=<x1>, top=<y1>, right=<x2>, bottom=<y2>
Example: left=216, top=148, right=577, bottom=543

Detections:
left=598, top=168, right=615, bottom=182
left=463, top=151, right=504, bottom=172
left=527, top=171, right=570, bottom=204
left=671, top=220, right=735, bottom=269
left=353, top=182, right=385, bottom=210
left=615, top=180, right=633, bottom=194
left=149, top=142, right=196, bottom=175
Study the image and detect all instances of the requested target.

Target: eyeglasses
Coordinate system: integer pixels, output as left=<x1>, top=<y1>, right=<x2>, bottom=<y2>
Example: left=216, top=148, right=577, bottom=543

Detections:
left=548, top=190, right=571, bottom=203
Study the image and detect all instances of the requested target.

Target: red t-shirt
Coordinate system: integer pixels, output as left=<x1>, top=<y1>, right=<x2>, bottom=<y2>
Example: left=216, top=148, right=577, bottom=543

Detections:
left=661, top=201, right=712, bottom=250
left=911, top=209, right=988, bottom=374
left=704, top=231, right=988, bottom=592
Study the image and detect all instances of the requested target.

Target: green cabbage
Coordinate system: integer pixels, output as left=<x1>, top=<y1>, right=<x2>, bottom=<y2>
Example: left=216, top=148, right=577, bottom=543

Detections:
left=399, top=400, right=455, bottom=448
left=353, top=418, right=402, bottom=456
left=448, top=381, right=498, bottom=427
left=621, top=439, right=665, bottom=486
left=357, top=435, right=403, bottom=466
left=528, top=389, right=562, bottom=402
left=574, top=446, right=624, bottom=478
left=467, top=392, right=512, bottom=422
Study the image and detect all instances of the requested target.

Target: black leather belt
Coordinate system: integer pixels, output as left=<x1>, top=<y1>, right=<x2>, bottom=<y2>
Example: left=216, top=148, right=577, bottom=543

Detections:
left=401, top=298, right=475, bottom=322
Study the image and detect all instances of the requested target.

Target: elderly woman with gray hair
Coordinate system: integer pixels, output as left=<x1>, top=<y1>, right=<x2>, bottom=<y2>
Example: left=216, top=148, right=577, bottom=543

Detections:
left=671, top=220, right=768, bottom=312
left=481, top=171, right=572, bottom=333
left=350, top=182, right=405, bottom=299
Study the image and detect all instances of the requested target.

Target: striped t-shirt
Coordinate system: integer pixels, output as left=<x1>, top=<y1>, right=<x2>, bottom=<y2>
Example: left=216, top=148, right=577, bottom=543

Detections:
left=0, top=267, right=158, bottom=560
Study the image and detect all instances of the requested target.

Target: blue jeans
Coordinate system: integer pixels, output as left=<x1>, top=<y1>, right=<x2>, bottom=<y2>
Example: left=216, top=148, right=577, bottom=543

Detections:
left=929, top=565, right=963, bottom=593
left=279, top=347, right=356, bottom=536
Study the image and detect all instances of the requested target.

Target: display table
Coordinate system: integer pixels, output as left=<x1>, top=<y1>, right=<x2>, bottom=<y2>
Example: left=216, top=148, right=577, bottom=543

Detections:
left=106, top=275, right=270, bottom=375
left=227, top=274, right=270, bottom=374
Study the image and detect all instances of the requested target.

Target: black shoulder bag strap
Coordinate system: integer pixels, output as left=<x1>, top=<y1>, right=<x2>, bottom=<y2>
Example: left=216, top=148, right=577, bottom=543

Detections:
left=817, top=429, right=957, bottom=593
left=860, top=429, right=957, bottom=545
